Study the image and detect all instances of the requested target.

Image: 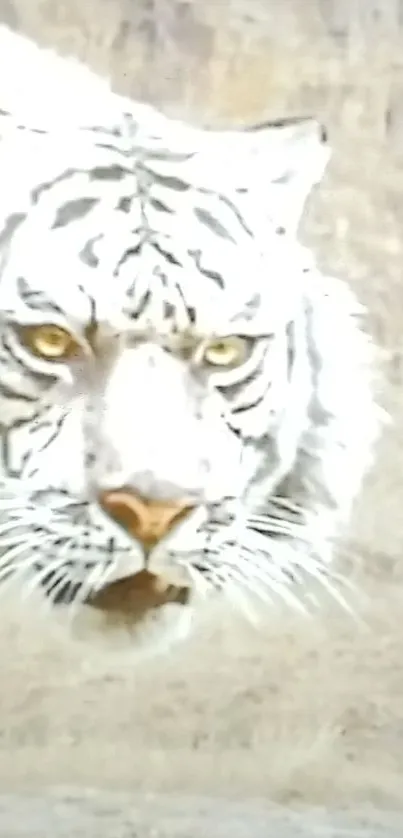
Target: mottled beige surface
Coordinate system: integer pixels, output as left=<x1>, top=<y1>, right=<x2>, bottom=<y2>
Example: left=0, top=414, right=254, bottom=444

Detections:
left=0, top=1, right=402, bottom=834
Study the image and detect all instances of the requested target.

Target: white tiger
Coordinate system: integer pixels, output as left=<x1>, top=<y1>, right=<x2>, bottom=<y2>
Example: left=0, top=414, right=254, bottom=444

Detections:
left=0, top=26, right=382, bottom=657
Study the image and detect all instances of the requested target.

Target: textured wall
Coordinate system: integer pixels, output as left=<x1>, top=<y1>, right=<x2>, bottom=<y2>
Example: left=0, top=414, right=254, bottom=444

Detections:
left=1, top=0, right=402, bottom=133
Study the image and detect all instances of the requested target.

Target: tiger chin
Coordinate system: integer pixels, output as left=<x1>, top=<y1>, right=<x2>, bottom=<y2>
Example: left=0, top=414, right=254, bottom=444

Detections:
left=0, top=26, right=384, bottom=661
left=60, top=571, right=198, bottom=662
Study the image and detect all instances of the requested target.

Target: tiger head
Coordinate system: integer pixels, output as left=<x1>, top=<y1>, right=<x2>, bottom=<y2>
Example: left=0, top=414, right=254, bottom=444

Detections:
left=0, top=28, right=380, bottom=659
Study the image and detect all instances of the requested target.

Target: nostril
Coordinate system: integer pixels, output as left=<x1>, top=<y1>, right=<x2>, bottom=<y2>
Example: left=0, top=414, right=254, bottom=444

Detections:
left=101, top=493, right=140, bottom=532
left=99, top=489, right=195, bottom=549
left=99, top=490, right=147, bottom=540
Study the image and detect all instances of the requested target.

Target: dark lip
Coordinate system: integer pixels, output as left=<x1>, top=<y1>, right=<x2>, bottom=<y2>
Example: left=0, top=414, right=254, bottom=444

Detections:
left=85, top=569, right=192, bottom=616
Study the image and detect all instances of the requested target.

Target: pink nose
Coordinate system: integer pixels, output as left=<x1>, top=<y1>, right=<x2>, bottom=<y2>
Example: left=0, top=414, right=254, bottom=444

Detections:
left=99, top=489, right=194, bottom=549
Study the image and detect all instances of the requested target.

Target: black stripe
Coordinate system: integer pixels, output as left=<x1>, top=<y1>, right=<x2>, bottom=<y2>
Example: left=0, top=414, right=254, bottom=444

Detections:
left=272, top=170, right=293, bottom=186
left=18, top=125, right=47, bottom=135
left=0, top=379, right=38, bottom=402
left=286, top=321, right=295, bottom=380
left=79, top=234, right=103, bottom=268
left=242, top=293, right=262, bottom=321
left=52, top=197, right=98, bottom=230
left=1, top=423, right=27, bottom=475
left=89, top=165, right=128, bottom=182
left=114, top=243, right=142, bottom=275
left=32, top=169, right=84, bottom=203
left=163, top=301, right=175, bottom=320
left=247, top=115, right=309, bottom=130
left=27, top=417, right=55, bottom=434
left=90, top=143, right=132, bottom=156
left=146, top=172, right=190, bottom=192
left=151, top=240, right=180, bottom=267
left=232, top=391, right=265, bottom=415
left=0, top=213, right=26, bottom=248
left=244, top=115, right=327, bottom=141
left=77, top=289, right=97, bottom=334
left=197, top=189, right=253, bottom=238
left=128, top=289, right=152, bottom=319
left=1, top=118, right=47, bottom=136
left=218, top=352, right=266, bottom=401
left=0, top=108, right=46, bottom=134
left=116, top=196, right=132, bottom=212
left=144, top=150, right=196, bottom=164
left=188, top=249, right=224, bottom=288
left=149, top=197, right=173, bottom=214
left=194, top=207, right=235, bottom=243
left=124, top=283, right=152, bottom=320
left=231, top=324, right=295, bottom=415
left=1, top=334, right=59, bottom=389
left=215, top=193, right=253, bottom=238
left=32, top=163, right=131, bottom=203
left=38, top=569, right=82, bottom=606
left=30, top=410, right=68, bottom=456
left=84, top=125, right=122, bottom=137
left=16, top=277, right=65, bottom=316
left=175, top=284, right=196, bottom=325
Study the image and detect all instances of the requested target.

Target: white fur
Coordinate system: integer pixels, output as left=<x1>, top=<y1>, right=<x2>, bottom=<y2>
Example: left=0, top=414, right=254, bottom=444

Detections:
left=0, top=26, right=383, bottom=660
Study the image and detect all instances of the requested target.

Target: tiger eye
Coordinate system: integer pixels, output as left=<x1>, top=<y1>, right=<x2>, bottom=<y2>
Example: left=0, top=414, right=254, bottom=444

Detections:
left=21, top=324, right=80, bottom=361
left=203, top=336, right=248, bottom=369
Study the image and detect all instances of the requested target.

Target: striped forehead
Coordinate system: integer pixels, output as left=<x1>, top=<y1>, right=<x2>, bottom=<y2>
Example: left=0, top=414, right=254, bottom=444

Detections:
left=2, top=227, right=267, bottom=334
left=0, top=161, right=294, bottom=333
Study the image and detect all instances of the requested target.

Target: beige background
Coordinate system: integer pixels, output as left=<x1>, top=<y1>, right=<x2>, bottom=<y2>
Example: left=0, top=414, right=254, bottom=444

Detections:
left=0, top=1, right=402, bottom=835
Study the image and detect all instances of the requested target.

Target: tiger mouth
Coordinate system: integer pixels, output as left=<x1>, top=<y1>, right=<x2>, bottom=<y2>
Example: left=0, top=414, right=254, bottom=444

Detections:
left=85, top=569, right=191, bottom=619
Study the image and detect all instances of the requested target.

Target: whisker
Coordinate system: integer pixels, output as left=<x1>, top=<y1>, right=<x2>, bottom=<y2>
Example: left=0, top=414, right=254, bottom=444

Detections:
left=42, top=568, right=82, bottom=610
left=221, top=571, right=262, bottom=625
left=244, top=529, right=355, bottom=613
left=0, top=521, right=36, bottom=538
left=241, top=539, right=297, bottom=575
left=186, top=564, right=211, bottom=599
left=225, top=559, right=275, bottom=605
left=0, top=518, right=65, bottom=540
left=39, top=567, right=68, bottom=600
left=309, top=568, right=355, bottom=614
left=29, top=539, right=80, bottom=607
left=270, top=496, right=305, bottom=516
left=0, top=534, right=45, bottom=551
left=0, top=501, right=37, bottom=513
left=23, top=557, right=87, bottom=615
left=247, top=515, right=305, bottom=538
left=231, top=554, right=308, bottom=614
left=0, top=537, right=51, bottom=578
left=0, top=553, right=42, bottom=590
left=75, top=557, right=115, bottom=605
left=0, top=535, right=72, bottom=605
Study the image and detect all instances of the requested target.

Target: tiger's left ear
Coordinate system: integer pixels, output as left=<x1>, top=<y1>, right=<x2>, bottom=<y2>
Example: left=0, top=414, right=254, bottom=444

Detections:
left=184, top=116, right=330, bottom=236
left=235, top=116, right=331, bottom=235
left=143, top=113, right=330, bottom=235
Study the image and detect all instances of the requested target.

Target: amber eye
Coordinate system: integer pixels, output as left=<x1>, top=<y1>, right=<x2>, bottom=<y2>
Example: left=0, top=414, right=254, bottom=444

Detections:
left=19, top=324, right=80, bottom=361
left=202, top=336, right=249, bottom=369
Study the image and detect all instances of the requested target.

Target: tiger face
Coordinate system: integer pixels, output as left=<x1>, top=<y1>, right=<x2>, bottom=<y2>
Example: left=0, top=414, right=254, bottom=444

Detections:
left=0, top=27, right=381, bottom=657
left=0, top=168, right=311, bottom=650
